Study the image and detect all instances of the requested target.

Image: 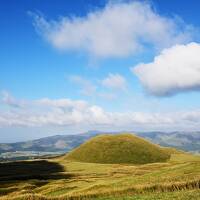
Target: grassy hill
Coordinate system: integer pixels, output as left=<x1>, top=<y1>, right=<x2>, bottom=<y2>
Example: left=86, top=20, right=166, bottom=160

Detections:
left=65, top=134, right=171, bottom=164
left=0, top=134, right=199, bottom=200
left=1, top=131, right=200, bottom=161
left=0, top=153, right=200, bottom=200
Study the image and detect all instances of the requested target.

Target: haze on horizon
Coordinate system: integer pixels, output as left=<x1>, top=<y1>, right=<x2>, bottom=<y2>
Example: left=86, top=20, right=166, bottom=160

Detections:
left=1, top=0, right=200, bottom=142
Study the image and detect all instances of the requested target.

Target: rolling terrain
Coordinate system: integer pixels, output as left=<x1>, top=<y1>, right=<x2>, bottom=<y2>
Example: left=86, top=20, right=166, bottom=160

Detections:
left=0, top=131, right=199, bottom=161
left=0, top=133, right=200, bottom=200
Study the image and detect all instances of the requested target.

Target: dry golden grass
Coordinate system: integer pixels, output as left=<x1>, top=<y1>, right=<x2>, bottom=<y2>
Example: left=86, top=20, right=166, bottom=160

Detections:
left=0, top=133, right=200, bottom=200
left=0, top=153, right=200, bottom=200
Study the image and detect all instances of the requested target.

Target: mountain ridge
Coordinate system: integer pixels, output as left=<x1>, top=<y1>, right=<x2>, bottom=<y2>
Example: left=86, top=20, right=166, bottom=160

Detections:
left=0, top=131, right=199, bottom=160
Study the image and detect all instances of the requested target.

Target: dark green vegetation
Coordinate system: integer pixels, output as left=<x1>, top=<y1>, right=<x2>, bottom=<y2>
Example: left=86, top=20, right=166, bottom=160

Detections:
left=1, top=131, right=200, bottom=161
left=66, top=134, right=171, bottom=164
left=0, top=160, right=72, bottom=181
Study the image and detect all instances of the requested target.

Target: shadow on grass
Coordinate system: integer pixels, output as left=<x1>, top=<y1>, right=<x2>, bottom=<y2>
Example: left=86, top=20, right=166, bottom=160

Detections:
left=0, top=160, right=72, bottom=181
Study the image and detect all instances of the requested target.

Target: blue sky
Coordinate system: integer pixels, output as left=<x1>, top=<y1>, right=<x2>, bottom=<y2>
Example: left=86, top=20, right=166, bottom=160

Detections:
left=1, top=0, right=200, bottom=142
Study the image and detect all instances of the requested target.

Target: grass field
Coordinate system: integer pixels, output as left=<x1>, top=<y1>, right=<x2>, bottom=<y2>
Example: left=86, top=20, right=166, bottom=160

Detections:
left=0, top=152, right=200, bottom=200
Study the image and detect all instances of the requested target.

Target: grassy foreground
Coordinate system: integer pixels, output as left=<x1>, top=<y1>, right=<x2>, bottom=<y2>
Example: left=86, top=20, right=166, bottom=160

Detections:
left=0, top=153, right=200, bottom=200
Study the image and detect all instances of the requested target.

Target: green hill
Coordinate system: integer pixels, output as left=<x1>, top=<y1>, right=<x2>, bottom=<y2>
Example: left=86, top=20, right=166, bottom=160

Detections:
left=65, top=133, right=171, bottom=164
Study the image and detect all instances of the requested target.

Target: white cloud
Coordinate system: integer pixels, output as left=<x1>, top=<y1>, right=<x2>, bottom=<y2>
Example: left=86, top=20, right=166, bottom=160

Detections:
left=1, top=91, right=26, bottom=108
left=69, top=75, right=96, bottom=96
left=102, top=73, right=127, bottom=91
left=1, top=93, right=200, bottom=131
left=0, top=95, right=111, bottom=127
left=68, top=74, right=125, bottom=99
left=32, top=1, right=194, bottom=58
left=98, top=92, right=116, bottom=100
left=133, top=42, right=200, bottom=96
left=37, top=98, right=88, bottom=111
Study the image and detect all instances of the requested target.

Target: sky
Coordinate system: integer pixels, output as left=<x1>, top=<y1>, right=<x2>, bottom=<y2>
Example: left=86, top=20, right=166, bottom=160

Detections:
left=1, top=0, right=200, bottom=142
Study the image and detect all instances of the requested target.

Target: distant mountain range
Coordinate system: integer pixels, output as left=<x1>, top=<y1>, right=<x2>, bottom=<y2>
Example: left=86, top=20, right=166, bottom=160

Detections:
left=137, top=131, right=200, bottom=154
left=0, top=131, right=101, bottom=159
left=0, top=131, right=200, bottom=160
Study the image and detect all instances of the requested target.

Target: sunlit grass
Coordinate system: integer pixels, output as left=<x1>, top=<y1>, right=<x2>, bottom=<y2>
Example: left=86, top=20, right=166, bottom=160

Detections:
left=0, top=153, right=200, bottom=200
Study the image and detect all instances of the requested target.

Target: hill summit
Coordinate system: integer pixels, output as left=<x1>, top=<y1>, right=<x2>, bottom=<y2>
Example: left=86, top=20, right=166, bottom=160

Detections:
left=65, top=133, right=171, bottom=164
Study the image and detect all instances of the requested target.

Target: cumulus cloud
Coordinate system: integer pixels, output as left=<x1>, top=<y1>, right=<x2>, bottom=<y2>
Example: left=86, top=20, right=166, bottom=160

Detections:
left=0, top=96, right=109, bottom=127
left=133, top=42, right=200, bottom=96
left=102, top=73, right=127, bottom=91
left=31, top=1, right=194, bottom=58
left=1, top=93, right=200, bottom=131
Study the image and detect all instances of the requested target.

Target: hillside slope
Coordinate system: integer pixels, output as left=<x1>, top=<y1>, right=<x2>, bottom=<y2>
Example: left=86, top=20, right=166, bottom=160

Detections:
left=65, top=134, right=170, bottom=164
left=1, top=153, right=200, bottom=200
left=1, top=131, right=199, bottom=161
